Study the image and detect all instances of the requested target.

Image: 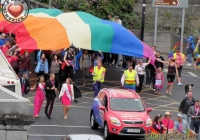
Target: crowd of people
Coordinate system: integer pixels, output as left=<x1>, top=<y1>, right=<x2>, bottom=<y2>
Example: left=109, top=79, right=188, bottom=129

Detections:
left=1, top=18, right=200, bottom=136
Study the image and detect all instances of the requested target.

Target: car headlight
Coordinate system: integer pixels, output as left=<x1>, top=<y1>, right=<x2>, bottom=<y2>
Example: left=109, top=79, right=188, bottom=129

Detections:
left=110, top=117, right=121, bottom=126
left=146, top=119, right=152, bottom=127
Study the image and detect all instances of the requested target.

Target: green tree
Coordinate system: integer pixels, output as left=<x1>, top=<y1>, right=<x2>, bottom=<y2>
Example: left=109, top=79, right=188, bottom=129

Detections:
left=50, top=0, right=140, bottom=29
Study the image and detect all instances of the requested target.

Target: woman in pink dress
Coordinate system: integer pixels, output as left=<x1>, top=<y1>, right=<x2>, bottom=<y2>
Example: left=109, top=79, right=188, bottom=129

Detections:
left=59, top=78, right=74, bottom=119
left=30, top=76, right=45, bottom=118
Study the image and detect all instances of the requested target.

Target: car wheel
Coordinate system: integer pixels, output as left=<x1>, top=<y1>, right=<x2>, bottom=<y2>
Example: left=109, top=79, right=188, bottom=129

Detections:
left=104, top=123, right=111, bottom=140
left=90, top=112, right=99, bottom=130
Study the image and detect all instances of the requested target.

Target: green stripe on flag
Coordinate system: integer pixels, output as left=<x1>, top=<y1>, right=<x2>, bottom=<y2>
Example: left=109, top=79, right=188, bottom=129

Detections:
left=76, top=12, right=113, bottom=52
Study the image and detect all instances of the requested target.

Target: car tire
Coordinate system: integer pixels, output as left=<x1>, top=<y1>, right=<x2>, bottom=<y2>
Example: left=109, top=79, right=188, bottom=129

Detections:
left=104, top=123, right=111, bottom=140
left=90, top=112, right=99, bottom=130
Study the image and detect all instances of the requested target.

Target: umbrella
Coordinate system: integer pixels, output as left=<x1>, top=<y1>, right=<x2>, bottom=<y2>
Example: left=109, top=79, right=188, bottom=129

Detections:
left=0, top=8, right=155, bottom=63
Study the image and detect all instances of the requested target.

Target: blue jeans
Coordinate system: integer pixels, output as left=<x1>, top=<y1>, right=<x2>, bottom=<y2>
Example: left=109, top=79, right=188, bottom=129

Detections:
left=190, top=121, right=200, bottom=134
left=19, top=69, right=29, bottom=79
left=182, top=114, right=191, bottom=126
left=93, top=81, right=102, bottom=98
left=187, top=53, right=192, bottom=63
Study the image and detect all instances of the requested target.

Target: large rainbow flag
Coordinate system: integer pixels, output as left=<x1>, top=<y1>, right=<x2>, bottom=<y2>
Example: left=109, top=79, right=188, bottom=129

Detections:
left=0, top=8, right=155, bottom=63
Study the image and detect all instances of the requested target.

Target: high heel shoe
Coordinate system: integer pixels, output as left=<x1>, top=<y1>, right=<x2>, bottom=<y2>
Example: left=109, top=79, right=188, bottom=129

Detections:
left=64, top=115, right=68, bottom=119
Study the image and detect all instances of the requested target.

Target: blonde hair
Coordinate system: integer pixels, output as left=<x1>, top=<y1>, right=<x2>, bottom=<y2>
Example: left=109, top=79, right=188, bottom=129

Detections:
left=66, top=78, right=73, bottom=84
left=158, top=67, right=162, bottom=72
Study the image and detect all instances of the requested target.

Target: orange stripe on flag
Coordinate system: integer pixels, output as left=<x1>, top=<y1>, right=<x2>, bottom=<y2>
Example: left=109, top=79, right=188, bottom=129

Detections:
left=23, top=16, right=70, bottom=50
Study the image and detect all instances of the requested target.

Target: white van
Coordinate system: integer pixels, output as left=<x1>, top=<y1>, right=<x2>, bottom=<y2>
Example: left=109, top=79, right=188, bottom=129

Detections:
left=0, top=50, right=22, bottom=95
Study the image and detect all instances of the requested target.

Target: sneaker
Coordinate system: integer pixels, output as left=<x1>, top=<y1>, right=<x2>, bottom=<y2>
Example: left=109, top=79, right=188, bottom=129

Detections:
left=145, top=85, right=149, bottom=88
left=115, top=64, right=118, bottom=67
left=188, top=63, right=191, bottom=66
left=121, top=68, right=124, bottom=71
left=178, top=82, right=182, bottom=86
left=153, top=89, right=156, bottom=91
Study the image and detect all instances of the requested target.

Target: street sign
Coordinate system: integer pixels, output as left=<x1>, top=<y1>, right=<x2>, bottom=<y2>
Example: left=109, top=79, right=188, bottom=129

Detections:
left=152, top=0, right=188, bottom=8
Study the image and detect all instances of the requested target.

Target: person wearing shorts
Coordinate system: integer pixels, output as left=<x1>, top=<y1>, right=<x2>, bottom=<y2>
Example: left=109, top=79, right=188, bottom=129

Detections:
left=173, top=49, right=186, bottom=86
left=166, top=58, right=179, bottom=95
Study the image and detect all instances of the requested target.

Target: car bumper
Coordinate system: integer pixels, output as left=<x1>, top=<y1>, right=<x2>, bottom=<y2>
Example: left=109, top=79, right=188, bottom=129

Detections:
left=118, top=133, right=145, bottom=137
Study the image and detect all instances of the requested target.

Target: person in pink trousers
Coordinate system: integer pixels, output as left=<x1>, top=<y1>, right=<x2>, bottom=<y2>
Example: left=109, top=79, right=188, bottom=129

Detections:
left=59, top=78, right=74, bottom=119
left=30, top=76, right=45, bottom=118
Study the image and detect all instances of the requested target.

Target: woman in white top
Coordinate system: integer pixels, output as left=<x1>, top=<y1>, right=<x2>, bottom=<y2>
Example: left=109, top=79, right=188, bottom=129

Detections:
left=59, top=78, right=74, bottom=119
left=135, top=58, right=151, bottom=94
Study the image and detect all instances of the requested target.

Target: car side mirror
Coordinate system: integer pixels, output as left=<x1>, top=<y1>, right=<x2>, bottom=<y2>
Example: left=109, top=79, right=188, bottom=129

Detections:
left=99, top=106, right=106, bottom=111
left=147, top=108, right=152, bottom=113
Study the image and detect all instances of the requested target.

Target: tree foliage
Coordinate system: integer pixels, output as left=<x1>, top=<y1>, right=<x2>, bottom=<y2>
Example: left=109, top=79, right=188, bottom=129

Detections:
left=50, top=0, right=140, bottom=29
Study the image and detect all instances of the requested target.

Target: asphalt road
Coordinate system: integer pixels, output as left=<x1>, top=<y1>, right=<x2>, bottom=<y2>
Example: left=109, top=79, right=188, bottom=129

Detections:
left=27, top=64, right=200, bottom=140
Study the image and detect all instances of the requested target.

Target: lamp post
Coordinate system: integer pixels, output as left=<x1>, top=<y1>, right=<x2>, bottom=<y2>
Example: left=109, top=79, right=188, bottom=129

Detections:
left=140, top=0, right=146, bottom=41
left=49, top=0, right=52, bottom=9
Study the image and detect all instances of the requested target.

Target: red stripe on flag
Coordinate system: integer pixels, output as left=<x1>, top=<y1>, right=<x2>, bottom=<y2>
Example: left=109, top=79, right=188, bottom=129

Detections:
left=4, top=22, right=38, bottom=51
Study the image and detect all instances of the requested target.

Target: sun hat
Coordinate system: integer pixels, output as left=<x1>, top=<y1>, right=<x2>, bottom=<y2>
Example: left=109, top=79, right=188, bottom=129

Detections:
left=165, top=111, right=171, bottom=115
left=177, top=114, right=183, bottom=118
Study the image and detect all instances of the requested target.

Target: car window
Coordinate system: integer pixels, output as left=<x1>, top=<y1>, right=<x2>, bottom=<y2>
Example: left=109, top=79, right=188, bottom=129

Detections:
left=97, top=91, right=105, bottom=104
left=102, top=95, right=108, bottom=110
left=110, top=98, right=145, bottom=112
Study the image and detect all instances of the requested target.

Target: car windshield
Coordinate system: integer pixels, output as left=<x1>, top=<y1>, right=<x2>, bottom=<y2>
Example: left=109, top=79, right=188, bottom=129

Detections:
left=110, top=98, right=145, bottom=112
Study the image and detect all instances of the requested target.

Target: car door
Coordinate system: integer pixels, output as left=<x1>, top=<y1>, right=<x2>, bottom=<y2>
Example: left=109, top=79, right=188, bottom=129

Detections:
left=99, top=95, right=108, bottom=127
left=93, top=91, right=105, bottom=125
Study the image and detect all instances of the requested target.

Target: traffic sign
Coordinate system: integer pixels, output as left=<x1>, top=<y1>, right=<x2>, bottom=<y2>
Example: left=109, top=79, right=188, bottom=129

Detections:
left=152, top=0, right=188, bottom=8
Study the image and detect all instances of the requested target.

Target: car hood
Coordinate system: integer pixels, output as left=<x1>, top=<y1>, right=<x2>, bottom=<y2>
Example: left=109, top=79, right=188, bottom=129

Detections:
left=110, top=111, right=149, bottom=121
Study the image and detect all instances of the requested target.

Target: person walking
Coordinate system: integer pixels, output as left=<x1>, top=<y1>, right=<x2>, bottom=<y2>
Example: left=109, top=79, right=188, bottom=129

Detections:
left=187, top=100, right=200, bottom=134
left=186, top=42, right=193, bottom=66
left=154, top=67, right=164, bottom=95
left=19, top=51, right=31, bottom=79
left=45, top=73, right=58, bottom=119
left=135, top=58, right=151, bottom=94
left=35, top=50, right=49, bottom=81
left=20, top=73, right=30, bottom=97
left=121, top=63, right=139, bottom=91
left=30, top=76, right=45, bottom=118
left=79, top=50, right=91, bottom=86
left=145, top=46, right=156, bottom=88
left=50, top=54, right=62, bottom=83
left=61, top=46, right=76, bottom=83
left=92, top=61, right=106, bottom=98
left=155, top=50, right=165, bottom=70
left=165, top=58, right=179, bottom=95
left=59, top=78, right=74, bottom=119
left=179, top=92, right=195, bottom=125
left=173, top=49, right=186, bottom=86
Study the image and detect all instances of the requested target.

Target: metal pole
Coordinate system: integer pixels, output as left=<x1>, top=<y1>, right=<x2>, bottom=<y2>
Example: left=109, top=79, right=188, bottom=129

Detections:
left=48, top=0, right=52, bottom=9
left=153, top=8, right=158, bottom=46
left=180, top=8, right=185, bottom=53
left=140, top=0, right=146, bottom=41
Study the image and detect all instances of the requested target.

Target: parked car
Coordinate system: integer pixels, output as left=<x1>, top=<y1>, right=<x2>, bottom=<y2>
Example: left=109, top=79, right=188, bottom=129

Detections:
left=61, top=134, right=103, bottom=140
left=90, top=88, right=153, bottom=140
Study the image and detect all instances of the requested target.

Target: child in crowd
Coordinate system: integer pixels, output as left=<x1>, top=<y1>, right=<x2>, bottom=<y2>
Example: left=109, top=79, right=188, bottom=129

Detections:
left=154, top=67, right=164, bottom=95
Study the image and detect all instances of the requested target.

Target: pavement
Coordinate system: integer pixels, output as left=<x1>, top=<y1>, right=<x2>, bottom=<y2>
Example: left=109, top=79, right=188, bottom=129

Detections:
left=27, top=64, right=200, bottom=140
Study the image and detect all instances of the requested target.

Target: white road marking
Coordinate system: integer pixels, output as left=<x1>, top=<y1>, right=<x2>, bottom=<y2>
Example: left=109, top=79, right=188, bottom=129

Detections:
left=188, top=72, right=198, bottom=77
left=31, top=125, right=90, bottom=128
left=28, top=134, right=67, bottom=137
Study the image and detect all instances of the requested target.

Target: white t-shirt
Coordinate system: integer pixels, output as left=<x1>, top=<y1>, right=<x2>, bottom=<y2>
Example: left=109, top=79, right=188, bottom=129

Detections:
left=135, top=63, right=148, bottom=75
